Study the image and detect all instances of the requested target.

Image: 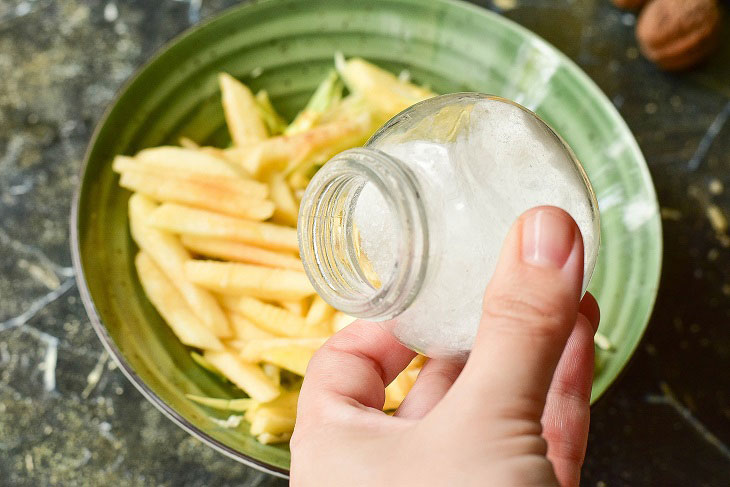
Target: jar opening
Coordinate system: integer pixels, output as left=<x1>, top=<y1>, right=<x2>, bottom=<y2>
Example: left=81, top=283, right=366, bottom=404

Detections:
left=298, top=148, right=428, bottom=321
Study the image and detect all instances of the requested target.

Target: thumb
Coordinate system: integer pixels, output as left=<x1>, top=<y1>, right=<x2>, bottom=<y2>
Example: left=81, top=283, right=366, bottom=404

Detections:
left=450, top=206, right=584, bottom=422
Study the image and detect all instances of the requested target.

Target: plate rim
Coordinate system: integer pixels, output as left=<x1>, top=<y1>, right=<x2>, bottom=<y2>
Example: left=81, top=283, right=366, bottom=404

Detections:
left=70, top=0, right=663, bottom=477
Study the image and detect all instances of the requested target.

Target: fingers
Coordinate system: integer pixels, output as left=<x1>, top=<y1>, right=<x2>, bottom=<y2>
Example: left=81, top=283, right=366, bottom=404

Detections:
left=541, top=311, right=596, bottom=487
left=297, top=320, right=416, bottom=424
left=579, top=292, right=600, bottom=332
left=451, top=206, right=585, bottom=422
left=394, top=358, right=465, bottom=419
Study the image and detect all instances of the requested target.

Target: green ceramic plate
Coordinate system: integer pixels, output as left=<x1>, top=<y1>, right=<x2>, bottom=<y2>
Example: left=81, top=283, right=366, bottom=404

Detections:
left=71, top=0, right=662, bottom=477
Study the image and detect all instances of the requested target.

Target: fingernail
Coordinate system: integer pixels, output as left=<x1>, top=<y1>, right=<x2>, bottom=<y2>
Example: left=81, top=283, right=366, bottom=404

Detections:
left=521, top=209, right=576, bottom=268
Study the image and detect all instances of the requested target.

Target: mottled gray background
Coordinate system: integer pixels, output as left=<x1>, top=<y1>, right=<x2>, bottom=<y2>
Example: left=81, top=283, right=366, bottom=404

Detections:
left=1, top=0, right=729, bottom=486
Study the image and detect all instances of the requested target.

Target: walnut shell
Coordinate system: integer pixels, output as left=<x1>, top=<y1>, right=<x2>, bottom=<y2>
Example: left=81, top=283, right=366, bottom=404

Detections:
left=612, top=0, right=648, bottom=10
left=636, top=0, right=722, bottom=71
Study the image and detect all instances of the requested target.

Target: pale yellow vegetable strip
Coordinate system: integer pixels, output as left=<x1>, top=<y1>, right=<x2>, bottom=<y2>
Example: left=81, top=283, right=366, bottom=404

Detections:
left=338, top=57, right=435, bottom=117
left=120, top=171, right=274, bottom=221
left=135, top=252, right=223, bottom=351
left=278, top=298, right=309, bottom=317
left=239, top=116, right=375, bottom=178
left=383, top=365, right=419, bottom=411
left=249, top=406, right=296, bottom=436
left=181, top=235, right=303, bottom=271
left=203, top=349, right=280, bottom=403
left=129, top=195, right=231, bottom=338
left=228, top=311, right=277, bottom=341
left=331, top=311, right=357, bottom=333
left=268, top=174, right=299, bottom=227
left=405, top=366, right=421, bottom=382
left=257, top=432, right=292, bottom=445
left=119, top=172, right=270, bottom=221
left=191, top=351, right=225, bottom=377
left=148, top=204, right=299, bottom=252
left=383, top=382, right=405, bottom=411
left=178, top=137, right=199, bottom=149
left=409, top=354, right=427, bottom=369
left=255, top=90, right=287, bottom=135
left=225, top=339, right=247, bottom=352
left=240, top=337, right=327, bottom=361
left=266, top=389, right=300, bottom=411
left=185, top=261, right=315, bottom=300
left=261, top=346, right=314, bottom=376
left=285, top=116, right=375, bottom=175
left=219, top=73, right=268, bottom=145
left=304, top=295, right=336, bottom=327
left=233, top=138, right=296, bottom=176
left=113, top=156, right=264, bottom=197
left=198, top=146, right=232, bottom=160
left=186, top=394, right=254, bottom=412
left=285, top=70, right=343, bottom=135
left=222, top=146, right=247, bottom=166
left=134, top=146, right=247, bottom=178
left=220, top=295, right=308, bottom=337
left=287, top=170, right=311, bottom=191
left=245, top=391, right=298, bottom=424
left=383, top=355, right=423, bottom=410
left=261, top=363, right=281, bottom=386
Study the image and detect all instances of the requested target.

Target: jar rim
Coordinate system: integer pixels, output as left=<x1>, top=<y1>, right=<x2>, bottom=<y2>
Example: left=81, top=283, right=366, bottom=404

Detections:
left=298, top=147, right=429, bottom=320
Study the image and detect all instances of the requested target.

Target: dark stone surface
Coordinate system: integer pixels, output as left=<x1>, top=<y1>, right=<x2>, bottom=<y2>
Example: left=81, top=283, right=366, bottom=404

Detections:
left=0, top=0, right=728, bottom=485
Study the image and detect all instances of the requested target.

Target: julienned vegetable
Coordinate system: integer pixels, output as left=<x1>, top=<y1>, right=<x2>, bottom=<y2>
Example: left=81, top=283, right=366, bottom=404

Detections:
left=114, top=56, right=434, bottom=445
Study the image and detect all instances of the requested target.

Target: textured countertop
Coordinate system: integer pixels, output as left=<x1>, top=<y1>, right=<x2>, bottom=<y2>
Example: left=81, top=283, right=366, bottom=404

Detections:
left=1, top=0, right=729, bottom=485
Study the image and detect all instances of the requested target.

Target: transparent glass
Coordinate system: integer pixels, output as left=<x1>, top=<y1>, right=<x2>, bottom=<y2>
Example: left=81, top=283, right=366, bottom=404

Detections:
left=299, top=93, right=600, bottom=358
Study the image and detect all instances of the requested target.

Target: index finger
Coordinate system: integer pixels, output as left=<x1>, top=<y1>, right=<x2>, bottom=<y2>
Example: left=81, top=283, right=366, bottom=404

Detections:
left=446, top=207, right=584, bottom=421
left=297, top=319, right=416, bottom=422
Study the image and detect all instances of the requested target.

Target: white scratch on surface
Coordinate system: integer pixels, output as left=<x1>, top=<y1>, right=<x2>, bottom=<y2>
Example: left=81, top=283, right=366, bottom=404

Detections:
left=647, top=383, right=730, bottom=460
left=189, top=0, right=202, bottom=23
left=0, top=134, right=25, bottom=170
left=0, top=227, right=74, bottom=278
left=688, top=100, right=730, bottom=171
left=82, top=350, right=109, bottom=398
left=8, top=178, right=34, bottom=195
left=175, top=0, right=202, bottom=24
left=18, top=258, right=61, bottom=290
left=16, top=2, right=32, bottom=17
left=69, top=448, right=92, bottom=469
left=0, top=278, right=75, bottom=332
left=0, top=341, right=9, bottom=364
left=39, top=333, right=58, bottom=392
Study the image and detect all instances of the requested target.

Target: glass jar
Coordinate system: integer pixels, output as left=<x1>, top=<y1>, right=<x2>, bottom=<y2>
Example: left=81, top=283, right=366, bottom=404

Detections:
left=298, top=93, right=600, bottom=359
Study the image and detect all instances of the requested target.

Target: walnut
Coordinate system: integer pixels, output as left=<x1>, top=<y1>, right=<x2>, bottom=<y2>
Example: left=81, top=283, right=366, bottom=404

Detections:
left=612, top=0, right=648, bottom=10
left=636, top=0, right=722, bottom=71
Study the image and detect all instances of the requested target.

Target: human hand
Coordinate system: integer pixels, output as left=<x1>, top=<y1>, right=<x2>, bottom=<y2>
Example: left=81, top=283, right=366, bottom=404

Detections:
left=290, top=206, right=600, bottom=487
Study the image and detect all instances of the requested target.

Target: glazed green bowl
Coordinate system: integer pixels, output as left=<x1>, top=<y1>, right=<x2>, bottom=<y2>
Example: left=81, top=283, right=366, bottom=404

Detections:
left=72, top=0, right=662, bottom=477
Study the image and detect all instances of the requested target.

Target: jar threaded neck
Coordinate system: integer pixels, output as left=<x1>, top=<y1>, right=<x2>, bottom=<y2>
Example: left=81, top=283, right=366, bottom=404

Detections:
left=298, top=148, right=428, bottom=321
